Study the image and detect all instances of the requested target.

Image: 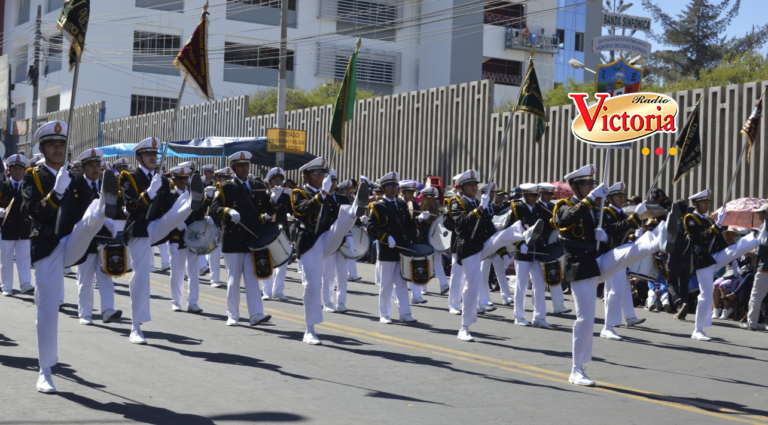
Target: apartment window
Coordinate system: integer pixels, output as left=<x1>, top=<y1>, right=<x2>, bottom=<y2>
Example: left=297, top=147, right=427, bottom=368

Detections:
left=318, top=45, right=400, bottom=87
left=336, top=0, right=396, bottom=26
left=13, top=103, right=27, bottom=121
left=14, top=46, right=28, bottom=84
left=481, top=58, right=523, bottom=87
left=556, top=29, right=565, bottom=48
left=17, top=0, right=31, bottom=25
left=575, top=32, right=584, bottom=52
left=136, top=0, right=185, bottom=12
left=484, top=1, right=525, bottom=28
left=227, top=0, right=295, bottom=11
left=133, top=31, right=181, bottom=56
left=47, top=0, right=64, bottom=13
left=45, top=35, right=64, bottom=75
left=338, top=55, right=394, bottom=84
left=130, top=94, right=178, bottom=116
left=46, top=95, right=61, bottom=113
left=224, top=43, right=294, bottom=70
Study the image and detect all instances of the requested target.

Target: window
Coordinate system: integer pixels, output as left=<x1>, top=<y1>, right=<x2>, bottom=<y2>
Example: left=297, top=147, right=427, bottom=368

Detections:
left=130, top=94, right=178, bottom=116
left=133, top=31, right=181, bottom=56
left=17, top=0, right=31, bottom=25
left=224, top=43, right=294, bottom=70
left=317, top=45, right=400, bottom=86
left=47, top=0, right=64, bottom=13
left=45, top=95, right=61, bottom=113
left=13, top=103, right=27, bottom=121
left=136, top=0, right=184, bottom=12
left=556, top=29, right=565, bottom=49
left=227, top=0, right=295, bottom=11
left=484, top=1, right=525, bottom=28
left=337, top=55, right=394, bottom=84
left=481, top=58, right=523, bottom=87
left=575, top=32, right=584, bottom=52
left=14, top=45, right=28, bottom=84
left=336, top=0, right=396, bottom=26
left=45, top=35, right=64, bottom=75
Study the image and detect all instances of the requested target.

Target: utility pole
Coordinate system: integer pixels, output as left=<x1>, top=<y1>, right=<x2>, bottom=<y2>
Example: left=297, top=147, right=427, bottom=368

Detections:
left=275, top=0, right=289, bottom=168
left=5, top=63, right=11, bottom=152
left=31, top=5, right=41, bottom=136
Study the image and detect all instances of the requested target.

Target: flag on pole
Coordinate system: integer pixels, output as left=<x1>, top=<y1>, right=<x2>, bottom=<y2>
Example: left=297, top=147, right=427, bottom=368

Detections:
left=328, top=38, right=362, bottom=154
left=173, top=2, right=214, bottom=101
left=672, top=98, right=702, bottom=184
left=57, top=0, right=90, bottom=72
left=741, top=88, right=764, bottom=163
left=513, top=47, right=546, bottom=143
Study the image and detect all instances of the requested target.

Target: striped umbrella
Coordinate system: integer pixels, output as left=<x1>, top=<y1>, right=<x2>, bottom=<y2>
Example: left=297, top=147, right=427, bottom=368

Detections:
left=710, top=198, right=768, bottom=230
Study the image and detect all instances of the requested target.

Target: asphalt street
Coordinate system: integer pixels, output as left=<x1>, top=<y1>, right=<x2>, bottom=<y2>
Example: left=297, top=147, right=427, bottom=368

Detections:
left=0, top=253, right=767, bottom=425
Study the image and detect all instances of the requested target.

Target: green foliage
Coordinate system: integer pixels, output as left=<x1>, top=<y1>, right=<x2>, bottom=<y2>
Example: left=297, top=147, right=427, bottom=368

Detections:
left=496, top=52, right=768, bottom=110
left=248, top=81, right=377, bottom=117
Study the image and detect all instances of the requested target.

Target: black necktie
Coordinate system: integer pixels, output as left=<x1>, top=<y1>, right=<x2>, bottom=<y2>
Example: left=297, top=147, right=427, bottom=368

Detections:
left=92, top=181, right=99, bottom=197
left=14, top=183, right=18, bottom=192
left=147, top=172, right=153, bottom=181
left=243, top=181, right=250, bottom=195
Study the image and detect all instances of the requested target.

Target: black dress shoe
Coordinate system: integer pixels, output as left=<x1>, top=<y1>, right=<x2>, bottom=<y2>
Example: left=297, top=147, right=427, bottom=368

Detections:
left=189, top=174, right=204, bottom=212
left=352, top=181, right=369, bottom=217
left=100, top=170, right=120, bottom=218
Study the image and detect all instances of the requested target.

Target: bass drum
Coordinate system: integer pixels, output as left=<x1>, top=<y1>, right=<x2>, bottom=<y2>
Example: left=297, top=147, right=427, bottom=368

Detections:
left=400, top=243, right=435, bottom=286
left=428, top=215, right=451, bottom=252
left=183, top=220, right=221, bottom=255
left=247, top=222, right=294, bottom=267
left=98, top=232, right=128, bottom=278
left=338, top=227, right=370, bottom=260
left=627, top=255, right=658, bottom=281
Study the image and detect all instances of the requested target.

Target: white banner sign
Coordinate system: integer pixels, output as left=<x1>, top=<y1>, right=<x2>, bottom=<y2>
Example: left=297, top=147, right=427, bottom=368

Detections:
left=588, top=141, right=634, bottom=150
left=592, top=36, right=652, bottom=57
left=602, top=12, right=652, bottom=32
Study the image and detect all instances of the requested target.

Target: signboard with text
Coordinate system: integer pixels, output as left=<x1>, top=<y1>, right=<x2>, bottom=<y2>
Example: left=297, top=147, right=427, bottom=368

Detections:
left=267, top=128, right=307, bottom=154
left=602, top=12, right=652, bottom=32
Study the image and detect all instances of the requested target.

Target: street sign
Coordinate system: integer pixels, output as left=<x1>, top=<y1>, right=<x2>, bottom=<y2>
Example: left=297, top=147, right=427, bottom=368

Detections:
left=601, top=12, right=652, bottom=32
left=267, top=128, right=306, bottom=154
left=595, top=58, right=643, bottom=96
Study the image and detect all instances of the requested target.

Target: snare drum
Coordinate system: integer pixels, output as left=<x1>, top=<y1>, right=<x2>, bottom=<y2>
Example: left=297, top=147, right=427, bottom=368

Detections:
left=627, top=256, right=658, bottom=281
left=248, top=222, right=294, bottom=267
left=428, top=215, right=451, bottom=252
left=338, top=227, right=370, bottom=259
left=400, top=243, right=435, bottom=286
left=97, top=232, right=128, bottom=277
left=183, top=220, right=221, bottom=255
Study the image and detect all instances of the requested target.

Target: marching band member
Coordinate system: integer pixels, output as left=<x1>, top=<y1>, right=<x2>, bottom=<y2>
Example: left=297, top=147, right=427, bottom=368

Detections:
left=420, top=186, right=450, bottom=295
left=261, top=166, right=291, bottom=302
left=478, top=183, right=508, bottom=312
left=555, top=165, right=679, bottom=386
left=22, top=121, right=119, bottom=393
left=74, top=149, right=125, bottom=326
left=1, top=154, right=34, bottom=296
left=337, top=179, right=363, bottom=283
left=400, top=180, right=428, bottom=303
left=446, top=186, right=464, bottom=315
left=70, top=160, right=82, bottom=172
left=209, top=151, right=276, bottom=327
left=120, top=137, right=203, bottom=345
left=207, top=167, right=233, bottom=288
left=684, top=189, right=767, bottom=341
left=451, top=171, right=542, bottom=342
left=113, top=158, right=130, bottom=174
left=168, top=166, right=212, bottom=314
left=538, top=183, right=571, bottom=314
left=202, top=164, right=216, bottom=187
left=292, top=158, right=368, bottom=344
left=319, top=170, right=356, bottom=313
left=599, top=182, right=646, bottom=342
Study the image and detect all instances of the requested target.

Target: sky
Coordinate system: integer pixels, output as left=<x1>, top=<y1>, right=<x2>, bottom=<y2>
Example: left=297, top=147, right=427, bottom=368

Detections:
left=610, top=0, right=768, bottom=54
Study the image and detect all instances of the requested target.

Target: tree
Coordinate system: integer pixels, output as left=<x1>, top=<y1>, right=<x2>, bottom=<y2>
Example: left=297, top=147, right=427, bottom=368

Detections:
left=602, top=0, right=638, bottom=64
left=248, top=81, right=377, bottom=117
left=641, top=0, right=768, bottom=82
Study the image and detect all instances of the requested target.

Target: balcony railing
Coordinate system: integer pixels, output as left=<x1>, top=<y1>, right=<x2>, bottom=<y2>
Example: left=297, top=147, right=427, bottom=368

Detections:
left=504, top=26, right=560, bottom=54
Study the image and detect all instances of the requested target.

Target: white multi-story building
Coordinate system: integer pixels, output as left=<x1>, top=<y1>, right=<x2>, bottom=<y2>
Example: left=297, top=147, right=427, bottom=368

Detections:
left=2, top=0, right=562, bottom=123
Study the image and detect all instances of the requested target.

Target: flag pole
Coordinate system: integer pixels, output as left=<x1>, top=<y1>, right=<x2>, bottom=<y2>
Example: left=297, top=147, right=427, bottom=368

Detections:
left=644, top=154, right=671, bottom=200
left=65, top=59, right=80, bottom=139
left=596, top=148, right=612, bottom=250
left=708, top=141, right=749, bottom=250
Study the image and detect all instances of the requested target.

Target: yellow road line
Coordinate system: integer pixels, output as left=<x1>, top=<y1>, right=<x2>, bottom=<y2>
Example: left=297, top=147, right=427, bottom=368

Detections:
left=148, top=278, right=768, bottom=424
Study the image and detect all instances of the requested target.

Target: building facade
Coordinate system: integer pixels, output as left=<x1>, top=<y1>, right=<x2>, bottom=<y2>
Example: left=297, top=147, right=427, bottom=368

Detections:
left=553, top=0, right=601, bottom=86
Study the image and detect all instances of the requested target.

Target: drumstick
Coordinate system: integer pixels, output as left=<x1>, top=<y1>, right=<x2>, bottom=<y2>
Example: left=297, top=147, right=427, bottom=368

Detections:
left=2, top=197, right=14, bottom=226
left=238, top=222, right=258, bottom=238
left=406, top=209, right=439, bottom=217
left=395, top=245, right=418, bottom=253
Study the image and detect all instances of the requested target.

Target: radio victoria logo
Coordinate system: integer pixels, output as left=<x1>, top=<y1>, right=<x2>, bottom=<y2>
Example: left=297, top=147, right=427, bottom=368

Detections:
left=568, top=92, right=678, bottom=145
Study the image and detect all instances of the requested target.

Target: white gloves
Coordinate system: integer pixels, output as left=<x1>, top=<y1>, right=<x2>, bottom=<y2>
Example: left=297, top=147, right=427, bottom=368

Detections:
left=204, top=186, right=215, bottom=198
left=122, top=207, right=128, bottom=216
left=519, top=243, right=529, bottom=255
left=346, top=234, right=355, bottom=251
left=264, top=212, right=272, bottom=221
left=147, top=173, right=163, bottom=200
left=322, top=175, right=333, bottom=194
left=360, top=215, right=369, bottom=225
left=716, top=212, right=726, bottom=226
left=53, top=166, right=71, bottom=195
left=271, top=186, right=284, bottom=203
left=635, top=201, right=648, bottom=217
left=480, top=183, right=494, bottom=209
left=387, top=235, right=396, bottom=249
left=595, top=227, right=608, bottom=243
left=0, top=208, right=5, bottom=218
left=503, top=254, right=513, bottom=268
left=205, top=216, right=215, bottom=225
left=589, top=183, right=609, bottom=200
left=177, top=222, right=187, bottom=231
left=286, top=213, right=294, bottom=222
left=228, top=209, right=241, bottom=224
left=418, top=211, right=431, bottom=222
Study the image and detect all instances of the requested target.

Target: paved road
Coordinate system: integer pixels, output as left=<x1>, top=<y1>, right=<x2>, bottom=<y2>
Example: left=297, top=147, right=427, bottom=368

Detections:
left=0, top=254, right=767, bottom=425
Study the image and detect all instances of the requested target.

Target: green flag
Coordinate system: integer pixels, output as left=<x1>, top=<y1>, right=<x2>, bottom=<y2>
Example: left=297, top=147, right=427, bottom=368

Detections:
left=328, top=39, right=361, bottom=154
left=57, top=0, right=90, bottom=72
left=513, top=49, right=546, bottom=143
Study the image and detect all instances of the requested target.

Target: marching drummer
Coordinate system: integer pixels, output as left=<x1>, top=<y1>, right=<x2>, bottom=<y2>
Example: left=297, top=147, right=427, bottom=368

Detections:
left=400, top=180, right=429, bottom=304
left=538, top=183, right=571, bottom=315
left=261, top=166, right=291, bottom=302
left=113, top=158, right=130, bottom=175
left=209, top=151, right=277, bottom=327
left=202, top=164, right=216, bottom=187
left=167, top=166, right=214, bottom=314
left=74, top=148, right=126, bottom=326
left=366, top=172, right=427, bottom=324
left=207, top=167, right=233, bottom=288
left=319, top=170, right=357, bottom=313
left=0, top=154, right=34, bottom=297
left=445, top=185, right=464, bottom=314
left=478, top=183, right=508, bottom=312
left=337, top=179, right=364, bottom=283
left=420, top=186, right=450, bottom=295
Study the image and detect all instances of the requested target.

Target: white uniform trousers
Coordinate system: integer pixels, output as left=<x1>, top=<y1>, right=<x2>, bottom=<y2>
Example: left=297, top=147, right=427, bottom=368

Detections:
left=169, top=243, right=200, bottom=307
left=76, top=253, right=115, bottom=319
left=35, top=199, right=106, bottom=368
left=299, top=204, right=358, bottom=328
left=263, top=263, right=287, bottom=298
left=1, top=239, right=32, bottom=292
left=156, top=242, right=170, bottom=267
left=127, top=193, right=192, bottom=325
left=434, top=253, right=450, bottom=292
left=646, top=289, right=669, bottom=308
left=198, top=254, right=207, bottom=271
left=379, top=261, right=412, bottom=318
left=374, top=241, right=381, bottom=287
left=461, top=222, right=526, bottom=327
left=409, top=281, right=425, bottom=299
left=224, top=252, right=264, bottom=320
left=513, top=260, right=547, bottom=321
left=571, top=224, right=666, bottom=369
left=747, top=272, right=768, bottom=326
left=603, top=270, right=638, bottom=327
left=482, top=254, right=512, bottom=304
left=448, top=253, right=465, bottom=310
left=348, top=258, right=360, bottom=280
left=694, top=233, right=762, bottom=332
left=208, top=244, right=222, bottom=284
left=331, top=252, right=349, bottom=305
left=549, top=277, right=567, bottom=311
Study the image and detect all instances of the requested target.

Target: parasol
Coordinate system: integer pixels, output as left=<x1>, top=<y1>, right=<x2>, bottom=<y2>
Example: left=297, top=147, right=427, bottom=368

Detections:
left=709, top=198, right=768, bottom=229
